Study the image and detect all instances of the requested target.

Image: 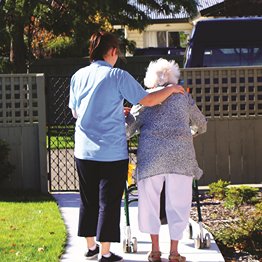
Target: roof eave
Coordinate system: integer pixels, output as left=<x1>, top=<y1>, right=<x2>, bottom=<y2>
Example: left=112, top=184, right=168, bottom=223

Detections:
left=148, top=18, right=190, bottom=23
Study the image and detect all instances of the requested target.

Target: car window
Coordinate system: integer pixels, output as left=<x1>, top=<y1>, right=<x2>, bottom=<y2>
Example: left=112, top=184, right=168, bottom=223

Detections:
left=203, top=47, right=262, bottom=67
left=133, top=47, right=185, bottom=56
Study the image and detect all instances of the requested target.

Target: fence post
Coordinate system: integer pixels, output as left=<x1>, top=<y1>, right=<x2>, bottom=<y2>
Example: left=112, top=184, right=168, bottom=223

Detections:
left=36, top=74, right=48, bottom=193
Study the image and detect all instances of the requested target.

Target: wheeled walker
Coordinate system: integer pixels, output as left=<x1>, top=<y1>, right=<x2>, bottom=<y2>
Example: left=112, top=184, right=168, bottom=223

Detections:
left=122, top=170, right=211, bottom=253
left=123, top=182, right=138, bottom=253
left=188, top=179, right=211, bottom=249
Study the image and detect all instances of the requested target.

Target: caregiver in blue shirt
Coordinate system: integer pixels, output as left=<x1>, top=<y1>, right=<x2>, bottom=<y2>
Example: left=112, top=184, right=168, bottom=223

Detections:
left=69, top=31, right=184, bottom=262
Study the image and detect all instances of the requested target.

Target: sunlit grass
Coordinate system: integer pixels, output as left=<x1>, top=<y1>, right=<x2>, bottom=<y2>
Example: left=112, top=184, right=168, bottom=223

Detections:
left=46, top=135, right=138, bottom=150
left=47, top=136, right=74, bottom=149
left=0, top=194, right=67, bottom=262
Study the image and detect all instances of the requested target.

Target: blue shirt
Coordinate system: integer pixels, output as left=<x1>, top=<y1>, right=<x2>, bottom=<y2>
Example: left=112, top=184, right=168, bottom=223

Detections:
left=69, top=60, right=148, bottom=161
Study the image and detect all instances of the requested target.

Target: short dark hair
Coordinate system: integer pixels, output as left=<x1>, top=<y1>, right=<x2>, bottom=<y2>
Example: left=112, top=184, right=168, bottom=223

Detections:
left=89, top=32, right=121, bottom=62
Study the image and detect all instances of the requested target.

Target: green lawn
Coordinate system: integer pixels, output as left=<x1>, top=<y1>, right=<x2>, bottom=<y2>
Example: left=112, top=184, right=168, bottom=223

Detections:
left=47, top=136, right=74, bottom=149
left=0, top=194, right=67, bottom=262
left=46, top=135, right=139, bottom=150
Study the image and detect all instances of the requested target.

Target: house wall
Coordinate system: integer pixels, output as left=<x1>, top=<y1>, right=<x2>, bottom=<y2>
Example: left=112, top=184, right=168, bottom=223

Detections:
left=125, top=28, right=144, bottom=48
left=143, top=22, right=193, bottom=32
left=125, top=22, right=193, bottom=49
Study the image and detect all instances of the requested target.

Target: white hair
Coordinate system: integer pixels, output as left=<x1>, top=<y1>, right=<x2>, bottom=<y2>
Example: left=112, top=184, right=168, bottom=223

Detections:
left=144, top=58, right=180, bottom=88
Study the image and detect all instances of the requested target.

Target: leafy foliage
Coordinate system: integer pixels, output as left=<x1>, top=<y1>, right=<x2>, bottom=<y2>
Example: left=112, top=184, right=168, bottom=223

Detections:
left=0, top=57, right=12, bottom=73
left=224, top=185, right=259, bottom=209
left=214, top=201, right=262, bottom=252
left=208, top=179, right=231, bottom=200
left=0, top=0, right=198, bottom=72
left=207, top=180, right=262, bottom=256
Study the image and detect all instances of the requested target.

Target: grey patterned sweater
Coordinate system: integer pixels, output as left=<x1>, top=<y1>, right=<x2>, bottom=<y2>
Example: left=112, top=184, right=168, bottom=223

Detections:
left=126, top=88, right=207, bottom=182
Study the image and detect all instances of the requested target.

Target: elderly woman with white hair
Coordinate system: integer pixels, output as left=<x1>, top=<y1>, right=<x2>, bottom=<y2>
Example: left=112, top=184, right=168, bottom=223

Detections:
left=126, top=58, right=207, bottom=262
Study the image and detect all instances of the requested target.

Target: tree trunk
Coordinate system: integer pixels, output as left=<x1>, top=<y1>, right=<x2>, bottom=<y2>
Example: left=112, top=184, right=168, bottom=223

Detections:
left=9, top=20, right=27, bottom=73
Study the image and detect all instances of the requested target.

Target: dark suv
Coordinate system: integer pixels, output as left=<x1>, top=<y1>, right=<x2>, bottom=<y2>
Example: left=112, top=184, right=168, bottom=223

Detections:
left=184, top=17, right=262, bottom=68
left=133, top=47, right=185, bottom=56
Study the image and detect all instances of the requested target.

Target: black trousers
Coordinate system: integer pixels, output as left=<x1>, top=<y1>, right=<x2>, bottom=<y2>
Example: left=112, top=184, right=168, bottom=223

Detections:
left=75, top=158, right=128, bottom=242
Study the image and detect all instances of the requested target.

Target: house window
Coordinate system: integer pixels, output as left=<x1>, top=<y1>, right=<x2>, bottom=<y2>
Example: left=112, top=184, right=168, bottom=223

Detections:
left=156, top=32, right=168, bottom=47
left=157, top=32, right=180, bottom=47
left=144, top=31, right=188, bottom=48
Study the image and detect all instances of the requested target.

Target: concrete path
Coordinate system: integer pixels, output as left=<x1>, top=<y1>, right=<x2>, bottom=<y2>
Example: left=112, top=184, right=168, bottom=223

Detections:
left=53, top=193, right=225, bottom=262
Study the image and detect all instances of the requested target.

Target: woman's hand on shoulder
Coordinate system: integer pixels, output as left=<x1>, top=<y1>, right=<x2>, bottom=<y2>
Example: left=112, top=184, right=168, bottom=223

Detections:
left=166, top=84, right=185, bottom=94
left=124, top=107, right=131, bottom=117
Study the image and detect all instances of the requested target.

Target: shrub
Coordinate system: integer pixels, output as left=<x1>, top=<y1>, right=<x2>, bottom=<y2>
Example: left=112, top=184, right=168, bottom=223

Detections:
left=208, top=179, right=231, bottom=200
left=0, top=139, right=15, bottom=182
left=214, top=200, right=262, bottom=252
left=46, top=36, right=76, bottom=57
left=224, top=186, right=259, bottom=209
left=0, top=57, right=12, bottom=73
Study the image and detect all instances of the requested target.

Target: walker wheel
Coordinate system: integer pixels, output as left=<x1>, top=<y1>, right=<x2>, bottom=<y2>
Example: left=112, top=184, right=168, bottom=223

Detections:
left=123, top=239, right=132, bottom=253
left=204, top=233, right=211, bottom=248
left=194, top=235, right=201, bottom=249
left=132, top=237, right=138, bottom=253
left=187, top=223, right=193, bottom=239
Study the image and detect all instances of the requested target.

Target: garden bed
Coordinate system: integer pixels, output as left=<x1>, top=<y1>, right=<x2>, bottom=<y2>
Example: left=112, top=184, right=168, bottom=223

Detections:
left=190, top=188, right=262, bottom=262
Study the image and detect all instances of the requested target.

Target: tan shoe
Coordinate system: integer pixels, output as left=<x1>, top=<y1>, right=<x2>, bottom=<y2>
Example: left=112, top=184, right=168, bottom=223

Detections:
left=168, top=253, right=186, bottom=262
left=148, top=251, right=162, bottom=262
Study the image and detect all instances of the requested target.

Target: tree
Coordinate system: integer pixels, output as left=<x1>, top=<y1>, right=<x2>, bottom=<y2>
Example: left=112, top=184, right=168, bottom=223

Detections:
left=2, top=0, right=35, bottom=72
left=0, top=0, right=199, bottom=73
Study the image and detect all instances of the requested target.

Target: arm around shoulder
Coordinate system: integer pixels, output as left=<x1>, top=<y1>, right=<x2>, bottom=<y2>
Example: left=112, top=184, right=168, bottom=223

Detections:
left=139, top=84, right=185, bottom=106
left=125, top=105, right=143, bottom=139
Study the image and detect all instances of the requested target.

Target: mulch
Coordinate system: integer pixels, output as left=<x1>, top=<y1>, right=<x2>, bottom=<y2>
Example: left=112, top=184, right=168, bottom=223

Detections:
left=190, top=193, right=262, bottom=262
